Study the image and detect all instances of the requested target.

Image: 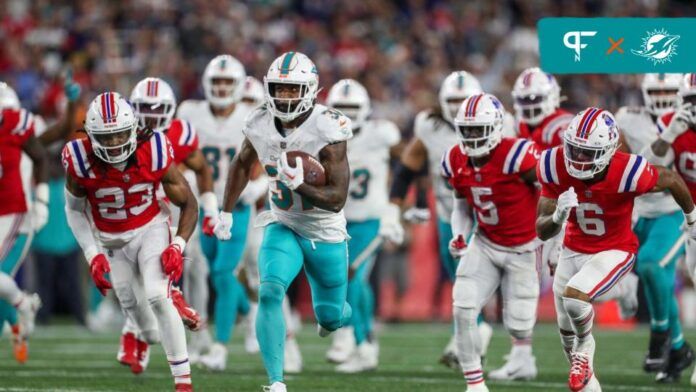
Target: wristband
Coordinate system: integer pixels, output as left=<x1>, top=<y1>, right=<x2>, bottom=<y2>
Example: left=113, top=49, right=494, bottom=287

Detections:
left=200, top=192, right=218, bottom=217
left=552, top=208, right=567, bottom=224
left=686, top=208, right=696, bottom=225
left=172, top=236, right=187, bottom=252
left=84, top=246, right=99, bottom=264
left=35, top=183, right=49, bottom=205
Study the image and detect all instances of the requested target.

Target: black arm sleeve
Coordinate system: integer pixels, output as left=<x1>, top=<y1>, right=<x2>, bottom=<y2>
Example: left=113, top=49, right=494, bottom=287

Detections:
left=389, top=163, right=420, bottom=200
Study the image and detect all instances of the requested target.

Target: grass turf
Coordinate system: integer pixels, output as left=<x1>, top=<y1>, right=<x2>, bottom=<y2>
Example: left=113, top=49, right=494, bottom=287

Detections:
left=0, top=323, right=693, bottom=391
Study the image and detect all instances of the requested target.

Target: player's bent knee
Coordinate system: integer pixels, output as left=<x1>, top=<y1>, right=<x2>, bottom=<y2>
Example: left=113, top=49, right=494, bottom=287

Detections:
left=452, top=278, right=477, bottom=309
left=315, top=304, right=343, bottom=331
left=140, top=328, right=160, bottom=344
left=453, top=306, right=478, bottom=329
left=258, top=281, right=285, bottom=306
left=114, top=284, right=137, bottom=309
left=562, top=286, right=590, bottom=302
left=503, top=300, right=537, bottom=333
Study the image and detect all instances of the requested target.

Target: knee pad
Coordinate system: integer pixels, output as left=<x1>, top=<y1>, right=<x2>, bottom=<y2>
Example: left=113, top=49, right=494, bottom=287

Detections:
left=454, top=306, right=478, bottom=330
left=140, top=328, right=160, bottom=344
left=562, top=296, right=592, bottom=320
left=314, top=303, right=343, bottom=331
left=114, top=284, right=137, bottom=310
left=452, top=277, right=478, bottom=309
left=503, top=299, right=537, bottom=333
left=258, top=281, right=285, bottom=307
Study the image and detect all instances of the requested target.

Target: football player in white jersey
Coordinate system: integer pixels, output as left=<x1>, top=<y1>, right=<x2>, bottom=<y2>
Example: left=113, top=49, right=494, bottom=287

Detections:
left=620, top=73, right=694, bottom=382
left=389, top=71, right=493, bottom=368
left=214, top=51, right=353, bottom=392
left=177, top=55, right=266, bottom=370
left=325, top=79, right=403, bottom=373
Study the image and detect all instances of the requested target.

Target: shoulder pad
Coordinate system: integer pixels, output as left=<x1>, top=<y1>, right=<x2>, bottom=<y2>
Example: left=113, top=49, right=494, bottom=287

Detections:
left=316, top=107, right=353, bottom=143
left=170, top=119, right=197, bottom=147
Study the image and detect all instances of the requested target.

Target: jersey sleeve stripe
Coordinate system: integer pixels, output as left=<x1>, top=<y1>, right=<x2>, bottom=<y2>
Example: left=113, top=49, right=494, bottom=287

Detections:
left=541, top=148, right=560, bottom=184
left=619, top=155, right=644, bottom=192
left=68, top=140, right=91, bottom=178
left=542, top=114, right=572, bottom=144
left=441, top=148, right=453, bottom=178
left=151, top=133, right=165, bottom=171
left=504, top=139, right=528, bottom=174
left=589, top=254, right=635, bottom=299
left=184, top=121, right=194, bottom=146
left=628, top=155, right=647, bottom=192
left=539, top=150, right=550, bottom=183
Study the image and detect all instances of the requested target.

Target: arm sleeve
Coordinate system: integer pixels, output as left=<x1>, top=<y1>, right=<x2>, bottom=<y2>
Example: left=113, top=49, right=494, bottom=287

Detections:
left=64, top=188, right=99, bottom=263
left=451, top=194, right=473, bottom=238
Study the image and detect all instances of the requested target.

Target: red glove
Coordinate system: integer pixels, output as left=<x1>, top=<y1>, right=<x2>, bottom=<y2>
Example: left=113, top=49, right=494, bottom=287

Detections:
left=448, top=234, right=468, bottom=258
left=90, top=254, right=113, bottom=296
left=202, top=216, right=216, bottom=237
left=161, top=243, right=184, bottom=281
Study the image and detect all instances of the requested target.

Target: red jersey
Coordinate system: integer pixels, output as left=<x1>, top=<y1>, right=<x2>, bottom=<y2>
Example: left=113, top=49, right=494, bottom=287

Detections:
left=517, top=108, right=573, bottom=151
left=61, top=132, right=173, bottom=233
left=658, top=112, right=696, bottom=200
left=442, top=138, right=540, bottom=247
left=538, top=148, right=658, bottom=254
left=165, top=119, right=198, bottom=164
left=0, top=108, right=35, bottom=215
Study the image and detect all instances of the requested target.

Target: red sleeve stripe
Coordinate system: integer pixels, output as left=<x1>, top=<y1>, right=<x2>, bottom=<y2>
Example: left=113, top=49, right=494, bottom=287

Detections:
left=503, top=139, right=531, bottom=174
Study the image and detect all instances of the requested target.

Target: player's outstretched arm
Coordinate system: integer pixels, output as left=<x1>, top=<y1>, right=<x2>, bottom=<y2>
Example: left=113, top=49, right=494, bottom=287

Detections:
left=220, top=138, right=258, bottom=212
left=162, top=165, right=199, bottom=242
left=536, top=196, right=563, bottom=241
left=651, top=166, right=695, bottom=217
left=294, top=141, right=349, bottom=213
left=389, top=137, right=427, bottom=207
left=39, top=72, right=81, bottom=145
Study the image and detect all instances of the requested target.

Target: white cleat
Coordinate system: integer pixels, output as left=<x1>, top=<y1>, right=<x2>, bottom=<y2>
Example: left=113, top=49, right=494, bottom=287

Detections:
left=478, top=321, right=493, bottom=358
left=263, top=382, right=287, bottom=392
left=336, top=341, right=379, bottom=373
left=284, top=335, right=303, bottom=374
left=581, top=374, right=602, bottom=392
left=199, top=342, right=227, bottom=371
left=466, top=382, right=489, bottom=392
left=245, top=303, right=260, bottom=354
left=16, top=293, right=41, bottom=337
left=618, top=273, right=639, bottom=320
left=488, top=351, right=537, bottom=380
left=326, top=326, right=355, bottom=363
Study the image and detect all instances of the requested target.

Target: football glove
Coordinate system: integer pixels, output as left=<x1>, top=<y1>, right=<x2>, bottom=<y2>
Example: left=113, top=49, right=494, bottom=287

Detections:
left=403, top=207, right=431, bottom=224
left=161, top=237, right=185, bottom=281
left=661, top=103, right=693, bottom=144
left=213, top=211, right=233, bottom=241
left=448, top=234, right=468, bottom=258
left=553, top=187, right=579, bottom=224
left=202, top=216, right=216, bottom=237
left=63, top=68, right=81, bottom=102
left=380, top=203, right=404, bottom=245
left=277, top=152, right=304, bottom=190
left=89, top=254, right=112, bottom=296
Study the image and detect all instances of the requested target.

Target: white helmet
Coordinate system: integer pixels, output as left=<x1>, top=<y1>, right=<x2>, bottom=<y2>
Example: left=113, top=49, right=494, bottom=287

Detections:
left=241, top=76, right=265, bottom=106
left=454, top=93, right=504, bottom=157
left=563, top=107, right=620, bottom=180
left=202, top=54, right=246, bottom=108
left=641, top=73, right=682, bottom=116
left=84, top=92, right=138, bottom=164
left=130, top=77, right=176, bottom=132
left=679, top=73, right=696, bottom=101
left=0, top=82, right=20, bottom=110
left=512, top=67, right=561, bottom=126
left=439, top=71, right=482, bottom=124
left=264, top=51, right=319, bottom=122
left=326, top=79, right=370, bottom=130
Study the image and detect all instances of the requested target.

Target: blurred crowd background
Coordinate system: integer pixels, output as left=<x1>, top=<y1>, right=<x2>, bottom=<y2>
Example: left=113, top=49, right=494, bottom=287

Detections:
left=2, top=0, right=696, bottom=328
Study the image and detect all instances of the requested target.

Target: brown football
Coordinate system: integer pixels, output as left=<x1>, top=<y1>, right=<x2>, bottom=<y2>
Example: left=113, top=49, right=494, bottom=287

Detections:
left=286, top=150, right=326, bottom=186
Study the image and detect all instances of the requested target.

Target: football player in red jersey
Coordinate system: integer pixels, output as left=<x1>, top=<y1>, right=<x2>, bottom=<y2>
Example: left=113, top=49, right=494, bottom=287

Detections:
left=63, top=92, right=198, bottom=392
left=442, top=93, right=540, bottom=391
left=0, top=84, right=47, bottom=364
left=103, top=77, right=213, bottom=374
left=536, top=107, right=696, bottom=392
left=646, top=73, right=696, bottom=384
left=512, top=67, right=573, bottom=151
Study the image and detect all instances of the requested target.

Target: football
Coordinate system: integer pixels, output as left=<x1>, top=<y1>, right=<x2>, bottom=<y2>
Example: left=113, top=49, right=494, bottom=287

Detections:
left=286, top=150, right=326, bottom=186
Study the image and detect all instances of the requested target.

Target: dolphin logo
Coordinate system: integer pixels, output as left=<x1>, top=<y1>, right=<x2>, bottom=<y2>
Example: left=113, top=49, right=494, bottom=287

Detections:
left=632, top=31, right=680, bottom=64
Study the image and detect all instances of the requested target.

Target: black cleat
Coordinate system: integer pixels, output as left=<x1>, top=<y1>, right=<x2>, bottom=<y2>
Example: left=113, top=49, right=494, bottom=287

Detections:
left=656, top=342, right=695, bottom=383
left=644, top=330, right=671, bottom=373
left=438, top=351, right=460, bottom=371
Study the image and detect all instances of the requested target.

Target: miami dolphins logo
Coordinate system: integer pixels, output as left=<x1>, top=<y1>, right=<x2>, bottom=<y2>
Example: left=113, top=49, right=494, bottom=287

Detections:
left=632, top=29, right=680, bottom=65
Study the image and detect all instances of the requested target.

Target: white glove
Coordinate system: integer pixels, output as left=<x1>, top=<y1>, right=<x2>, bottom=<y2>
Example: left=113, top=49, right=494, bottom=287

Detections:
left=31, top=201, right=49, bottom=231
left=380, top=203, right=404, bottom=245
left=32, top=183, right=49, bottom=231
left=213, top=211, right=234, bottom=241
left=552, top=186, right=579, bottom=224
left=448, top=234, right=468, bottom=258
left=277, top=152, right=304, bottom=190
left=661, top=103, right=693, bottom=143
left=403, top=207, right=431, bottom=223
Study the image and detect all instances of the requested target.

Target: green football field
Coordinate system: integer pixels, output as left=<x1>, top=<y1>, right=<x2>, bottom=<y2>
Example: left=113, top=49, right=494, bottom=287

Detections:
left=0, top=323, right=694, bottom=391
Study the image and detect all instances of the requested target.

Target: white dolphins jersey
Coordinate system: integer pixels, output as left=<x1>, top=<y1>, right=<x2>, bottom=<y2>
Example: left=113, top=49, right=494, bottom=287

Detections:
left=177, top=99, right=254, bottom=205
left=243, top=103, right=353, bottom=242
left=616, top=106, right=679, bottom=218
left=414, top=111, right=458, bottom=222
left=345, top=119, right=401, bottom=222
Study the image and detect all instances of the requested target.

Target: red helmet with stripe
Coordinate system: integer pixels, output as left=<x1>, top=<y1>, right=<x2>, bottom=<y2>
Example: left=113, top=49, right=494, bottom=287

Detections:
left=454, top=93, right=504, bottom=157
left=563, top=107, right=620, bottom=179
left=130, top=77, right=176, bottom=132
left=85, top=92, right=138, bottom=164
